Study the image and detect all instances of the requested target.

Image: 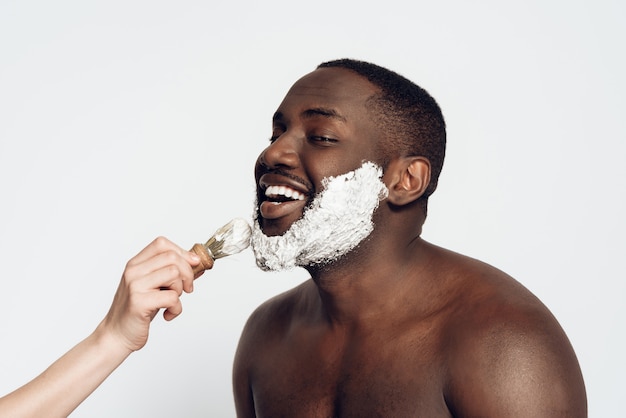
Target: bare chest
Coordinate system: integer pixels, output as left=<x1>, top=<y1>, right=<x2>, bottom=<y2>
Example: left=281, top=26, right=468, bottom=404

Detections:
left=250, top=329, right=452, bottom=417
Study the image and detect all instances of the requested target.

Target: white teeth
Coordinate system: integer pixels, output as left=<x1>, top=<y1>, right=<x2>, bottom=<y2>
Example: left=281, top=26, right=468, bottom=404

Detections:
left=264, top=185, right=306, bottom=200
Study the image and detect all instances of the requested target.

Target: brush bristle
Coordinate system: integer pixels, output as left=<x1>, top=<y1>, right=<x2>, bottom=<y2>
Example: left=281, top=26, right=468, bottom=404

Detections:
left=204, top=218, right=251, bottom=259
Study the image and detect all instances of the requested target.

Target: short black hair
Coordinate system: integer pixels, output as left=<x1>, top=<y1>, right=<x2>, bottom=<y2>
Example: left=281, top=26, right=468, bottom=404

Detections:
left=317, top=59, right=446, bottom=211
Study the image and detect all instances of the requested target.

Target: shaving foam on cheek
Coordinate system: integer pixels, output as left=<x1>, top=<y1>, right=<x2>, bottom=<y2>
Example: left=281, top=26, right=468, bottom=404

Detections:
left=251, top=161, right=389, bottom=271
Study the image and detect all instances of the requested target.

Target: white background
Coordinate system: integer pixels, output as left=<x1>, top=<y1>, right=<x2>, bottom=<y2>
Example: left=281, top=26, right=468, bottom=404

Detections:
left=1, top=1, right=624, bottom=416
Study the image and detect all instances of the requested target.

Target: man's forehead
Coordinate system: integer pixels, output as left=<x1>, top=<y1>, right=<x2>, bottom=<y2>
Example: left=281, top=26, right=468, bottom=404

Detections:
left=296, top=68, right=375, bottom=96
left=278, top=67, right=378, bottom=114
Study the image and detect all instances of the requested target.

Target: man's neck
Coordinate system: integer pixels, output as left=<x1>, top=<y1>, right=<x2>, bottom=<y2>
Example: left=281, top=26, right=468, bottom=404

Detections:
left=305, top=234, right=432, bottom=329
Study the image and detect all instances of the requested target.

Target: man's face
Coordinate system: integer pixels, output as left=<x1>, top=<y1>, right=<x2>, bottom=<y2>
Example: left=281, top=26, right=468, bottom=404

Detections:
left=255, top=67, right=382, bottom=237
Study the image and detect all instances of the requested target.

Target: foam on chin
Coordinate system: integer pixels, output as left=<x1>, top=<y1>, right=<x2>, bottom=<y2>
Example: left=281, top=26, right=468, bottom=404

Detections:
left=251, top=161, right=389, bottom=271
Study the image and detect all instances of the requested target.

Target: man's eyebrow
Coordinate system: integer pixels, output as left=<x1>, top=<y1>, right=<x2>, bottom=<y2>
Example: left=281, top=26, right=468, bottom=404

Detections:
left=272, top=108, right=347, bottom=124
left=301, top=107, right=347, bottom=122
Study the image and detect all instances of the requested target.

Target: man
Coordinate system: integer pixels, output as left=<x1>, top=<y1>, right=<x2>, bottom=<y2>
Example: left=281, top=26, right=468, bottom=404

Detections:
left=233, top=59, right=587, bottom=417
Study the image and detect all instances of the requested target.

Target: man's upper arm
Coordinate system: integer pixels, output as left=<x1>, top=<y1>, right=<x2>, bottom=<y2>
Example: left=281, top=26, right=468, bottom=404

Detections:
left=446, top=319, right=587, bottom=417
left=232, top=354, right=255, bottom=418
left=232, top=309, right=263, bottom=418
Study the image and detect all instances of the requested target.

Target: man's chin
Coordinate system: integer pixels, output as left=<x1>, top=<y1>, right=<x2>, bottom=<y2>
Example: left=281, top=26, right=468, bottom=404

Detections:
left=258, top=223, right=286, bottom=238
left=256, top=208, right=304, bottom=237
left=250, top=218, right=296, bottom=271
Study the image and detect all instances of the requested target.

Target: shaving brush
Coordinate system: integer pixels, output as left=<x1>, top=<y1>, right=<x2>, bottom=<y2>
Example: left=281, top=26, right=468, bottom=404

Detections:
left=190, top=218, right=252, bottom=275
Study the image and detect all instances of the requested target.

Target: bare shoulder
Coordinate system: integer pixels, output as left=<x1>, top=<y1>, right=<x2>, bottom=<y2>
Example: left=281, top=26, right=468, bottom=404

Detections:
left=240, top=279, right=316, bottom=339
left=233, top=279, right=316, bottom=417
left=428, top=244, right=587, bottom=416
left=235, top=280, right=312, bottom=367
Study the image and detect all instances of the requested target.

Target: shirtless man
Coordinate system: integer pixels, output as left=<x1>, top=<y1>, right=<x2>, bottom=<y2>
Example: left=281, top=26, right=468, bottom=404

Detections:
left=233, top=59, right=587, bottom=417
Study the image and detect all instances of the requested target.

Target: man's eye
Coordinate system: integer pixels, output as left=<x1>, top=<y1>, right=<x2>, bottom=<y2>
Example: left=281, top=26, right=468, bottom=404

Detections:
left=269, top=135, right=279, bottom=143
left=310, top=136, right=337, bottom=143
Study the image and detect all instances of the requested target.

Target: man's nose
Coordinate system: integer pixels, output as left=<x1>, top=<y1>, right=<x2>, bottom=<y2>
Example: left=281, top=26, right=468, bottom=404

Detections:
left=258, top=134, right=300, bottom=170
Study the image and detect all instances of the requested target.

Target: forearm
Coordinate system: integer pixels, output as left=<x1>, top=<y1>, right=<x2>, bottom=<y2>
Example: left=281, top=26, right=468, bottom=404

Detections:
left=0, top=324, right=131, bottom=418
left=0, top=237, right=200, bottom=418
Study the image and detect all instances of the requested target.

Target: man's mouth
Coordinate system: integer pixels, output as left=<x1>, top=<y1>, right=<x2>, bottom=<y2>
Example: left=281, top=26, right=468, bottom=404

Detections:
left=259, top=184, right=309, bottom=220
left=264, top=185, right=307, bottom=202
left=257, top=171, right=312, bottom=221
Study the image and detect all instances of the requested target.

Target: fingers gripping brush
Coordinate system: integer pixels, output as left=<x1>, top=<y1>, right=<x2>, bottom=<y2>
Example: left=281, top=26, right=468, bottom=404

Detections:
left=190, top=218, right=252, bottom=276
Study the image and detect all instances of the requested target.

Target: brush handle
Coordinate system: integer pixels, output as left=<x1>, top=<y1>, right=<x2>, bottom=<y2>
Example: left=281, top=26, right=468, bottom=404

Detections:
left=190, top=243, right=215, bottom=277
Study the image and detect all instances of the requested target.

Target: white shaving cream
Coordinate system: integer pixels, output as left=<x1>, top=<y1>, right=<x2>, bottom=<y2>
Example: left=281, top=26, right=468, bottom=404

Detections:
left=251, top=161, right=389, bottom=271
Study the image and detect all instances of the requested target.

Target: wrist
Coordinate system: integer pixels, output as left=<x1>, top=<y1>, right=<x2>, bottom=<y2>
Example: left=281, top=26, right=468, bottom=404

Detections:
left=91, top=320, right=135, bottom=361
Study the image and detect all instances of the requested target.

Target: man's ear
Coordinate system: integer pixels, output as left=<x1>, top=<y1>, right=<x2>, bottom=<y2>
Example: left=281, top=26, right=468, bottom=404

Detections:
left=385, top=157, right=431, bottom=206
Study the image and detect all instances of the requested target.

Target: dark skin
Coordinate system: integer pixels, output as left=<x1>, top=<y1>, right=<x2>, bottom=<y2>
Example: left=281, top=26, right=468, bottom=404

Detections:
left=233, top=67, right=587, bottom=417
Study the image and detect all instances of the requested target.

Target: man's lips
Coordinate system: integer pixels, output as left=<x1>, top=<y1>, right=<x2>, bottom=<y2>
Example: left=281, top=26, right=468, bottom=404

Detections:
left=259, top=199, right=308, bottom=220
left=258, top=173, right=312, bottom=220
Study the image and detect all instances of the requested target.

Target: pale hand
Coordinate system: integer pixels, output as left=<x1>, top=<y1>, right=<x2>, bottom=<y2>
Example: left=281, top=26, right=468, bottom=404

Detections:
left=97, top=236, right=201, bottom=352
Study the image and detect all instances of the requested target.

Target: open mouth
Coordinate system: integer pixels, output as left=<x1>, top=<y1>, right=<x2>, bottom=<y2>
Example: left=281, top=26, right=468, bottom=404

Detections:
left=258, top=183, right=310, bottom=221
left=264, top=185, right=307, bottom=203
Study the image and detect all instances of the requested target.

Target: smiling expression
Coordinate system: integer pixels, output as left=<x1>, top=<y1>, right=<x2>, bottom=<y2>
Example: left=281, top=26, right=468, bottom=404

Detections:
left=255, top=67, right=384, bottom=236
